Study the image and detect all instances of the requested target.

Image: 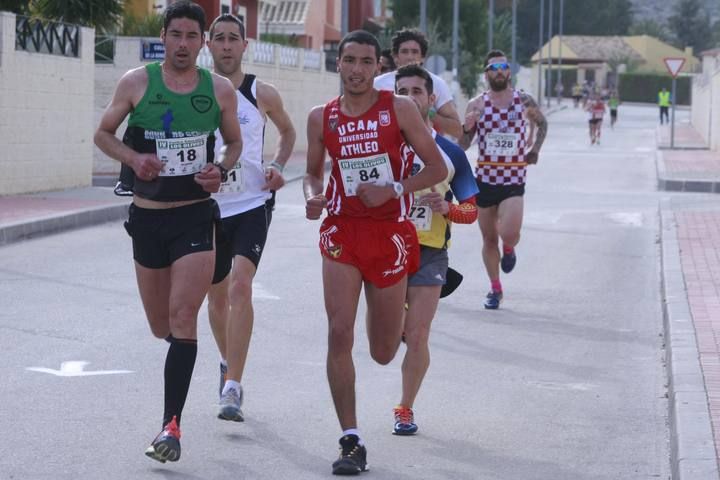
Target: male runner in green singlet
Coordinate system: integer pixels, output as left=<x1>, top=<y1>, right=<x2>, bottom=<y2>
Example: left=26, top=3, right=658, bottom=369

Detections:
left=94, top=0, right=242, bottom=463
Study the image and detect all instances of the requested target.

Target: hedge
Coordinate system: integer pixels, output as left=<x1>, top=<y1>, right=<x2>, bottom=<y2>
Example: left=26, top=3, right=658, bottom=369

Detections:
left=617, top=72, right=691, bottom=105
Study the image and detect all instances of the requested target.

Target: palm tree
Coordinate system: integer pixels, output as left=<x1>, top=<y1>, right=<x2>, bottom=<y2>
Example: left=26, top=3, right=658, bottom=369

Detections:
left=31, top=0, right=123, bottom=33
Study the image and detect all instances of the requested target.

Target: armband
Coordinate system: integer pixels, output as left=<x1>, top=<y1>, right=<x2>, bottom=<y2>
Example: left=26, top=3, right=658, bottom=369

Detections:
left=447, top=202, right=478, bottom=224
left=269, top=161, right=285, bottom=173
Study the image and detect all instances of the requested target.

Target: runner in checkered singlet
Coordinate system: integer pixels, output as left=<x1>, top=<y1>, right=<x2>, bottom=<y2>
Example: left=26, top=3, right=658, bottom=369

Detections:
left=459, top=50, right=548, bottom=310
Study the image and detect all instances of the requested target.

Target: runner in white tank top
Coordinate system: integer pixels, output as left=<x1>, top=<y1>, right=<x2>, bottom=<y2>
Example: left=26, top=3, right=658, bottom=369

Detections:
left=205, top=14, right=296, bottom=423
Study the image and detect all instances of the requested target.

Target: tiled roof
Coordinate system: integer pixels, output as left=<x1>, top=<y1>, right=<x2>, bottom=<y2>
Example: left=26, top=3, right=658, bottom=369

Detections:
left=562, top=36, right=643, bottom=62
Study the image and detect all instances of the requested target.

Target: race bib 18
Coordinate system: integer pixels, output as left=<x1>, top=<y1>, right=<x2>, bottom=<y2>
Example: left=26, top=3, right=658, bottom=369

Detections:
left=156, top=134, right=207, bottom=177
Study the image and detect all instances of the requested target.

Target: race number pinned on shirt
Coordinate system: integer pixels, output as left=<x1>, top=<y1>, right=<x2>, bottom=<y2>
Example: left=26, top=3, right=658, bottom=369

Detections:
left=485, top=132, right=520, bottom=157
left=409, top=204, right=432, bottom=231
left=156, top=134, right=207, bottom=176
left=218, top=162, right=244, bottom=193
left=339, top=153, right=394, bottom=196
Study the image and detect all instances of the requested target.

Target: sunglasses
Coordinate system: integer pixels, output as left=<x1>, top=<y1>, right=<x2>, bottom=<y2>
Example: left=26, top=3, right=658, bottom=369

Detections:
left=485, top=62, right=510, bottom=72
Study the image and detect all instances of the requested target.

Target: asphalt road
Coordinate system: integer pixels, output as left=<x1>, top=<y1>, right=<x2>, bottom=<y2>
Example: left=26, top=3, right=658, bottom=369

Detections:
left=0, top=103, right=678, bottom=479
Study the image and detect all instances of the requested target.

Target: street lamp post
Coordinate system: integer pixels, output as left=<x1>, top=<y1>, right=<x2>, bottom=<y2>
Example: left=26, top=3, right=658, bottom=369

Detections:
left=511, top=0, right=517, bottom=82
left=420, top=0, right=427, bottom=33
left=452, top=0, right=459, bottom=85
left=488, top=0, right=494, bottom=51
left=547, top=0, right=553, bottom=108
left=558, top=0, right=564, bottom=95
left=537, top=0, right=544, bottom=104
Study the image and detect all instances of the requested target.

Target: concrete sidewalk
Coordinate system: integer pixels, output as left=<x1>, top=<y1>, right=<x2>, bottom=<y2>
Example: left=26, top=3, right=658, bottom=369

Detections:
left=0, top=150, right=310, bottom=246
left=657, top=120, right=720, bottom=478
left=656, top=122, right=720, bottom=193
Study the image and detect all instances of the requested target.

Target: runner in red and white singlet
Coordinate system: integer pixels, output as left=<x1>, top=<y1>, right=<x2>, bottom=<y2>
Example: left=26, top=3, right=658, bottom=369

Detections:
left=322, top=90, right=412, bottom=221
left=460, top=50, right=548, bottom=310
left=303, top=30, right=447, bottom=475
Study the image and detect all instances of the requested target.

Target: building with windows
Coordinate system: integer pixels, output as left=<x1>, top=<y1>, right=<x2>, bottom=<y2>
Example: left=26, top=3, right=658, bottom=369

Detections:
left=125, top=0, right=263, bottom=39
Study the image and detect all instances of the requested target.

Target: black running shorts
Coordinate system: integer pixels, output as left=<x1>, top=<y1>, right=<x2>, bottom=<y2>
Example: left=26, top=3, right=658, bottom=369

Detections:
left=475, top=181, right=525, bottom=209
left=212, top=199, right=274, bottom=284
left=124, top=200, right=219, bottom=269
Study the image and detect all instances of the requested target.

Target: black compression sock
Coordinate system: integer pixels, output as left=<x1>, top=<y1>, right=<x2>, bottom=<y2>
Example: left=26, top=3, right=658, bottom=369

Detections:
left=163, top=337, right=198, bottom=427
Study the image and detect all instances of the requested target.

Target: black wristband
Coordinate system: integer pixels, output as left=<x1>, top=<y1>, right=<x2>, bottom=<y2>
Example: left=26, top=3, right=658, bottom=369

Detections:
left=215, top=163, right=228, bottom=182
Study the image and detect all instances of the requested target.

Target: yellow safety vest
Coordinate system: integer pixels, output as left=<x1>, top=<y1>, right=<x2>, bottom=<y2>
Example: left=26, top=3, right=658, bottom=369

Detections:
left=658, top=91, right=671, bottom=107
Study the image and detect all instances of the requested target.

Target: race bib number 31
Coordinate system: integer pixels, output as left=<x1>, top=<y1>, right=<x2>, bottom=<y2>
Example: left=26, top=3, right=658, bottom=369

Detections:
left=339, top=153, right=394, bottom=196
left=485, top=132, right=520, bottom=157
left=156, top=134, right=207, bottom=177
left=218, top=163, right=243, bottom=194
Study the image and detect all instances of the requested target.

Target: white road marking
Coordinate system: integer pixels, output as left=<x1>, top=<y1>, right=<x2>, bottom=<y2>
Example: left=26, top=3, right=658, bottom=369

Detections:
left=607, top=212, right=644, bottom=227
left=27, top=361, right=132, bottom=377
left=527, top=380, right=598, bottom=391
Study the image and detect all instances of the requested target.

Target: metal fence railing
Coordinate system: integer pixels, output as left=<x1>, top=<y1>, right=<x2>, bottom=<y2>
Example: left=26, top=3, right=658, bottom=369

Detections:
left=95, top=35, right=115, bottom=64
left=15, top=15, right=80, bottom=57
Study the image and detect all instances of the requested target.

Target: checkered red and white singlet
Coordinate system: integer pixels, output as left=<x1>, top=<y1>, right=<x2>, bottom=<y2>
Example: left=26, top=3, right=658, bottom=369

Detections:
left=475, top=89, right=527, bottom=186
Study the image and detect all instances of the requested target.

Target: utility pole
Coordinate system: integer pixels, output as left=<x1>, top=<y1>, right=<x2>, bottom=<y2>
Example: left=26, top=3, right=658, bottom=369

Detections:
left=420, top=0, right=427, bottom=33
left=511, top=0, right=517, bottom=82
left=558, top=0, right=564, bottom=92
left=546, top=0, right=553, bottom=108
left=488, top=0, right=494, bottom=51
left=340, top=0, right=348, bottom=93
left=537, top=0, right=544, bottom=104
left=452, top=0, right=459, bottom=85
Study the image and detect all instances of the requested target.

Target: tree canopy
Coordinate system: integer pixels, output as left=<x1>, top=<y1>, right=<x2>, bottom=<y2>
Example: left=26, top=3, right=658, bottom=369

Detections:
left=668, top=0, right=713, bottom=54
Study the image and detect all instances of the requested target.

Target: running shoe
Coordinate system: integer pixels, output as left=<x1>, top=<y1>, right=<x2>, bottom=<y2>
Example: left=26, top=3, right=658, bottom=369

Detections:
left=392, top=406, right=418, bottom=435
left=218, top=362, right=227, bottom=399
left=332, top=434, right=368, bottom=475
left=144, top=416, right=181, bottom=463
left=501, top=249, right=517, bottom=273
left=484, top=290, right=503, bottom=310
left=218, top=385, right=244, bottom=422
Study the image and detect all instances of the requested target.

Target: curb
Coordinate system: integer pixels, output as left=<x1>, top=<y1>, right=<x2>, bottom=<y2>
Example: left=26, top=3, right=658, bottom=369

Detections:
left=660, top=199, right=720, bottom=480
left=0, top=203, right=129, bottom=246
left=656, top=150, right=720, bottom=194
left=0, top=165, right=316, bottom=247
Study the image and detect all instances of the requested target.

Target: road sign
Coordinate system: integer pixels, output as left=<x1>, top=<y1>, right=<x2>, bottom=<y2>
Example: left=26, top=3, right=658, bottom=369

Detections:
left=425, top=54, right=447, bottom=75
left=663, top=57, right=685, bottom=78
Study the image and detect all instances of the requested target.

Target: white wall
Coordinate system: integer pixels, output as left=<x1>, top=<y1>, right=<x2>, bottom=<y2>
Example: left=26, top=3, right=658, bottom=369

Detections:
left=94, top=37, right=339, bottom=175
left=0, top=12, right=94, bottom=194
left=691, top=55, right=720, bottom=151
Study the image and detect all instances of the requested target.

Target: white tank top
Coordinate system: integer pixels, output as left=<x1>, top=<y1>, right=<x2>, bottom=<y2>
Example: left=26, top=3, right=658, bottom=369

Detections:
left=214, top=74, right=268, bottom=217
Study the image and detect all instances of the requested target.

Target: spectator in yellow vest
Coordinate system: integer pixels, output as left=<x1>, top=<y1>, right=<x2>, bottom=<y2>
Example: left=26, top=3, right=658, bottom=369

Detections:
left=658, top=87, right=671, bottom=125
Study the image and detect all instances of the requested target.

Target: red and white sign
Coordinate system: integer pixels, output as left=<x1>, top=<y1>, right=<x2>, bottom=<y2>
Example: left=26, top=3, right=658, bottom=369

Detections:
left=663, top=57, right=686, bottom=78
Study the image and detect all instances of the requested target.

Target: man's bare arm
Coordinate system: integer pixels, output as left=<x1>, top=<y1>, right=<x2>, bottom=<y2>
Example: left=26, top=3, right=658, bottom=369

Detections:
left=519, top=91, right=547, bottom=164
left=303, top=106, right=327, bottom=219
left=458, top=97, right=482, bottom=150
left=213, top=74, right=243, bottom=171
left=259, top=81, right=296, bottom=170
left=432, top=102, right=462, bottom=138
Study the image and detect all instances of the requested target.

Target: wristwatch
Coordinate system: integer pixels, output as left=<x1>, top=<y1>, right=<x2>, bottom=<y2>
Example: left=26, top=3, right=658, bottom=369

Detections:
left=391, top=181, right=404, bottom=198
left=215, top=163, right=229, bottom=182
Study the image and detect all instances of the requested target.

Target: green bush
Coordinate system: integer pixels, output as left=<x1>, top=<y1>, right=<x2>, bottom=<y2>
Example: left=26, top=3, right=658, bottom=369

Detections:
left=121, top=12, right=163, bottom=37
left=617, top=72, right=691, bottom=105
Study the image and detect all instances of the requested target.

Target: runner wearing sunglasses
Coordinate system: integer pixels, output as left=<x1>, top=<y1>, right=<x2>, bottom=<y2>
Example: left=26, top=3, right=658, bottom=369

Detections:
left=459, top=50, right=548, bottom=310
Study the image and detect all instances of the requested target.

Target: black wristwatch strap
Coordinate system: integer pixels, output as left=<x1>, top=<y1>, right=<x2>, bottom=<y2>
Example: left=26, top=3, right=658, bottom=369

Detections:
left=215, top=163, right=228, bottom=182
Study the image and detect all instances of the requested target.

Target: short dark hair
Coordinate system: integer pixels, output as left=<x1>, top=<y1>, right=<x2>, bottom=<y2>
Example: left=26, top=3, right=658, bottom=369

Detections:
left=338, top=30, right=380, bottom=60
left=391, top=28, right=428, bottom=57
left=394, top=64, right=433, bottom=95
left=164, top=1, right=206, bottom=33
left=209, top=13, right=245, bottom=39
left=485, top=49, right=507, bottom=65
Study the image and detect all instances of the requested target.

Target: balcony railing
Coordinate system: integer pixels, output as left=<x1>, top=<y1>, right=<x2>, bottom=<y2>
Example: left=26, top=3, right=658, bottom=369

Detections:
left=15, top=15, right=80, bottom=58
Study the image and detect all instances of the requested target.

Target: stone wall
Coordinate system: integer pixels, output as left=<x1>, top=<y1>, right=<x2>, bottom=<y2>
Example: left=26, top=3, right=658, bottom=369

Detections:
left=94, top=37, right=340, bottom=175
left=0, top=12, right=94, bottom=194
